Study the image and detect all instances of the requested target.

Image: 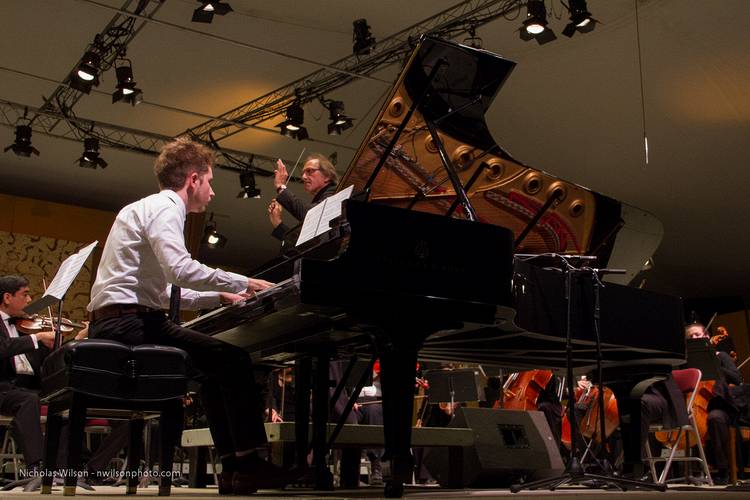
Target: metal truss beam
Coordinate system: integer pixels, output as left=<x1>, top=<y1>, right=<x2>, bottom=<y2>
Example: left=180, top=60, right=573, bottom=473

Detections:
left=35, top=0, right=166, bottom=135
left=185, top=0, right=522, bottom=144
left=1, top=98, right=280, bottom=174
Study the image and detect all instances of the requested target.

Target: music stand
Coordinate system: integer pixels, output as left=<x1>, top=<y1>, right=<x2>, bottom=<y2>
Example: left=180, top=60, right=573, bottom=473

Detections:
left=24, top=241, right=97, bottom=349
left=510, top=255, right=664, bottom=493
left=685, top=339, right=722, bottom=380
left=424, top=368, right=481, bottom=409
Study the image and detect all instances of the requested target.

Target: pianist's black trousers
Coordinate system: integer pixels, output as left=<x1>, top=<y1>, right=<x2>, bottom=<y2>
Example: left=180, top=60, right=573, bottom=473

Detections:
left=89, top=311, right=267, bottom=457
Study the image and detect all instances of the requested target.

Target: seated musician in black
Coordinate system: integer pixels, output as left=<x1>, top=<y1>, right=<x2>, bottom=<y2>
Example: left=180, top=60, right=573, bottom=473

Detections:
left=686, top=323, right=743, bottom=484
left=633, top=373, right=689, bottom=478
left=0, top=276, right=101, bottom=491
left=0, top=275, right=55, bottom=477
left=267, top=154, right=338, bottom=249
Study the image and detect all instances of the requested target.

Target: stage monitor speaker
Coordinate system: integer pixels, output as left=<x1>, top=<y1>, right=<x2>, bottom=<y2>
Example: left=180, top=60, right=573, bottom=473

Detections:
left=423, top=408, right=564, bottom=487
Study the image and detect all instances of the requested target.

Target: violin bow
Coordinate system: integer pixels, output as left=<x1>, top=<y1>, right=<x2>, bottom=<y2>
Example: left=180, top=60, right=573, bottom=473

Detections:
left=737, top=356, right=750, bottom=370
left=42, top=277, right=55, bottom=329
left=705, top=312, right=718, bottom=332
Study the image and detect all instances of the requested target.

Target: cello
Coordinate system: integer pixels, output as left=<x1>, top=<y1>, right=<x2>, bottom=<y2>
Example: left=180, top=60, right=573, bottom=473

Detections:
left=495, top=370, right=553, bottom=411
left=655, top=325, right=735, bottom=448
left=561, top=380, right=620, bottom=449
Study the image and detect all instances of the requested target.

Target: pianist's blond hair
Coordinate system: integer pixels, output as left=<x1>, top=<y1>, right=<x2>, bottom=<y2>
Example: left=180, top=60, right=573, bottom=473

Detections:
left=155, top=137, right=215, bottom=190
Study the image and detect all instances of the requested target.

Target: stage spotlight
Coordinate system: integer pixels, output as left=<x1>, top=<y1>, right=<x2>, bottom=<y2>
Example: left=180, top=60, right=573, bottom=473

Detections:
left=237, top=170, right=261, bottom=199
left=520, top=0, right=556, bottom=45
left=192, top=1, right=233, bottom=23
left=275, top=101, right=309, bottom=141
left=353, top=18, right=375, bottom=56
left=4, top=125, right=39, bottom=157
left=463, top=25, right=483, bottom=49
left=78, top=138, right=108, bottom=169
left=70, top=50, right=101, bottom=94
left=203, top=215, right=227, bottom=248
left=563, top=0, right=596, bottom=37
left=112, top=60, right=143, bottom=106
left=326, top=100, right=353, bottom=136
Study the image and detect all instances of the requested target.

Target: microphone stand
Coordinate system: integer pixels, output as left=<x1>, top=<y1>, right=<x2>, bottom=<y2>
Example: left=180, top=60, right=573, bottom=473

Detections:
left=510, top=256, right=665, bottom=492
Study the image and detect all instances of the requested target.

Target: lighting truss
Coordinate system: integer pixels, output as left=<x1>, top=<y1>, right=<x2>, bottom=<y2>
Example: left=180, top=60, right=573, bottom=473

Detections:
left=185, top=0, right=524, bottom=144
left=0, top=98, right=282, bottom=175
left=33, top=0, right=165, bottom=134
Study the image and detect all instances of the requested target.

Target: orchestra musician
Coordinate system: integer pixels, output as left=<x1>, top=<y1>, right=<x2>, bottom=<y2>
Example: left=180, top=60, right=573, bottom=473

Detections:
left=355, top=362, right=384, bottom=486
left=0, top=276, right=117, bottom=492
left=268, top=154, right=338, bottom=249
left=86, top=138, right=293, bottom=495
left=534, top=374, right=564, bottom=448
left=685, top=322, right=743, bottom=484
left=0, top=275, right=55, bottom=476
left=633, top=372, right=690, bottom=478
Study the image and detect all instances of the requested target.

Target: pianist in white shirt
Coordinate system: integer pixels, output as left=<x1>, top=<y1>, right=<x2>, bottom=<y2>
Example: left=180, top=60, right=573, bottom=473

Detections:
left=86, top=138, right=294, bottom=494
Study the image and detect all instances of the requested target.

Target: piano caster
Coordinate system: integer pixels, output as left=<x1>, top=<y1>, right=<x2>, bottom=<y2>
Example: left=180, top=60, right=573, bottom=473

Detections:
left=384, top=480, right=404, bottom=498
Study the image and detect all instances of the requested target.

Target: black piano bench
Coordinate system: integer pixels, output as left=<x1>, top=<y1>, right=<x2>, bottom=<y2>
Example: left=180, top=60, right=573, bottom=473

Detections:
left=39, top=339, right=189, bottom=496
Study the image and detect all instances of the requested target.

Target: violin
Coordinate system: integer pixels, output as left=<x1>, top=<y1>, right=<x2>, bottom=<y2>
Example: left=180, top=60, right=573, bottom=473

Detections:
left=711, top=326, right=738, bottom=361
left=16, top=315, right=86, bottom=334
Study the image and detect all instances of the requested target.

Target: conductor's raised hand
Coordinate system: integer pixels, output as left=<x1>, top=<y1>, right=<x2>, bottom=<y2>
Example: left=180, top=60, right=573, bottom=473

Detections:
left=274, top=159, right=289, bottom=190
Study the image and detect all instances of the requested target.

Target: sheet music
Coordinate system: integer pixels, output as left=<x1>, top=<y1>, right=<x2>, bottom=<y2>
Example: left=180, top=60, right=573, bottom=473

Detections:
left=24, top=241, right=98, bottom=314
left=295, top=202, right=327, bottom=247
left=295, top=185, right=354, bottom=246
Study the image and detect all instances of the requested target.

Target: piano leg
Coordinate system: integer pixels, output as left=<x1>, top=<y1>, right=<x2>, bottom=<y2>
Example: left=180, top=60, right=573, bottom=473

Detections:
left=379, top=345, right=418, bottom=498
left=312, top=353, right=335, bottom=490
left=294, top=358, right=312, bottom=474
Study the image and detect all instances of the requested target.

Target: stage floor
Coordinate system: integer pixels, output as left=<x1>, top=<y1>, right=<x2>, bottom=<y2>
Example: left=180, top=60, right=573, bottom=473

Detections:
left=2, top=483, right=749, bottom=499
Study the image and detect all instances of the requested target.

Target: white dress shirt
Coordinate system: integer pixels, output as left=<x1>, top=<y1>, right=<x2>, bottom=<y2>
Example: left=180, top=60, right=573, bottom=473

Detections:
left=88, top=189, right=248, bottom=312
left=0, top=311, right=38, bottom=375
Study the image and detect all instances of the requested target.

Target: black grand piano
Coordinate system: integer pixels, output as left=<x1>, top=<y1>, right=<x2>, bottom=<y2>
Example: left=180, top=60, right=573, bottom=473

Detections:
left=185, top=36, right=685, bottom=496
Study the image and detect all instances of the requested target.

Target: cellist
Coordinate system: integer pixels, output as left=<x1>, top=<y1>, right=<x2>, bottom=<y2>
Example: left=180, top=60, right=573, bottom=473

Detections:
left=685, top=322, right=742, bottom=484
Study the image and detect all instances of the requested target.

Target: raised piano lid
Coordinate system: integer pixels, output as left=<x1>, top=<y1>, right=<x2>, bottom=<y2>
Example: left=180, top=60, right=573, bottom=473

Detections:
left=337, top=36, right=662, bottom=286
